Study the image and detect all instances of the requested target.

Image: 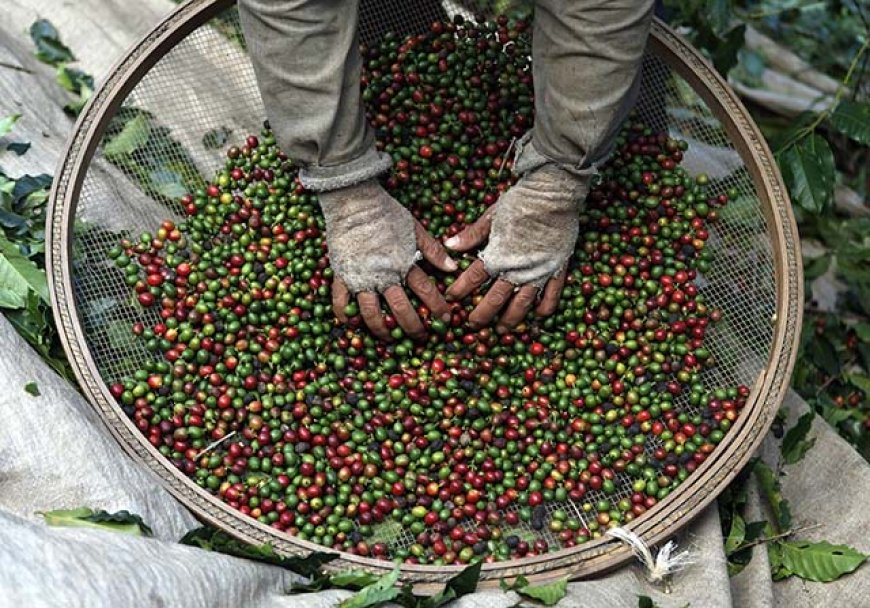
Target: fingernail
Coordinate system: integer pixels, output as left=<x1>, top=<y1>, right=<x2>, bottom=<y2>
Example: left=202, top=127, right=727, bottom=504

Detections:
left=444, top=236, right=460, bottom=249
left=495, top=325, right=507, bottom=335
left=444, top=257, right=458, bottom=271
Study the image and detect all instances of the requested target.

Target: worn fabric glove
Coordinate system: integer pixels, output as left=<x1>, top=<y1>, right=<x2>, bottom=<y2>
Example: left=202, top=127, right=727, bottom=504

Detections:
left=445, top=164, right=590, bottom=332
left=443, top=0, right=653, bottom=334
left=319, top=180, right=417, bottom=293
left=319, top=180, right=455, bottom=341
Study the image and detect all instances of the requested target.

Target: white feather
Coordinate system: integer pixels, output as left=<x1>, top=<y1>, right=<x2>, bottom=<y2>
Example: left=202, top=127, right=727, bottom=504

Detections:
left=606, top=528, right=694, bottom=584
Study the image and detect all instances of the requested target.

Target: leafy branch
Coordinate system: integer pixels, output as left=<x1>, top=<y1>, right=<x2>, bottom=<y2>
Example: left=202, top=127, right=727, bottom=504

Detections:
left=727, top=523, right=822, bottom=553
left=778, top=35, right=870, bottom=150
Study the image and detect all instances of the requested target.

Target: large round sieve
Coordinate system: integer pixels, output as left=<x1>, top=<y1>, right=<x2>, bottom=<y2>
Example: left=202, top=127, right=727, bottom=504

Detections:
left=47, top=0, right=802, bottom=586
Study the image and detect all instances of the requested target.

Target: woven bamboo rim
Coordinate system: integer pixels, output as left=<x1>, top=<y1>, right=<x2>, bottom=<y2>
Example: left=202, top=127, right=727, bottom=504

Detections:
left=46, top=0, right=802, bottom=588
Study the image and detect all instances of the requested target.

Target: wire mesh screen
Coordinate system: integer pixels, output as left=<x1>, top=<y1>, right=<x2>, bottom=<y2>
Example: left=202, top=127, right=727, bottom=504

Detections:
left=57, top=0, right=789, bottom=576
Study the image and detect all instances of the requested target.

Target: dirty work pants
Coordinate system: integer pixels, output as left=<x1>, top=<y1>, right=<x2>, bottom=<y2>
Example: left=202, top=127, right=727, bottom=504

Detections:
left=238, top=0, right=654, bottom=189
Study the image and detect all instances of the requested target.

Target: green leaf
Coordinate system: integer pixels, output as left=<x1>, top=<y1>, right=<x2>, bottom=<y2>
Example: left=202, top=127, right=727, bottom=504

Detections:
left=85, top=509, right=153, bottom=536
left=441, top=561, right=481, bottom=596
left=64, top=84, right=93, bottom=117
left=802, top=254, right=831, bottom=281
left=5, top=291, right=50, bottom=350
left=828, top=100, right=870, bottom=146
left=822, top=405, right=853, bottom=427
left=24, top=381, right=40, bottom=396
left=778, top=134, right=835, bottom=214
left=779, top=541, right=867, bottom=583
left=781, top=411, right=816, bottom=465
left=705, top=0, right=732, bottom=35
left=500, top=574, right=529, bottom=592
left=807, top=336, right=840, bottom=377
left=41, top=507, right=151, bottom=536
left=848, top=374, right=870, bottom=394
left=712, top=25, right=746, bottom=75
left=772, top=112, right=816, bottom=153
left=0, top=210, right=28, bottom=233
left=330, top=571, right=381, bottom=590
left=853, top=323, right=870, bottom=344
left=837, top=242, right=870, bottom=284
left=637, top=596, right=661, bottom=608
left=0, top=173, right=14, bottom=196
left=179, top=526, right=337, bottom=576
left=744, top=520, right=768, bottom=544
left=754, top=461, right=792, bottom=531
left=0, top=114, right=21, bottom=138
left=101, top=108, right=206, bottom=202
left=339, top=568, right=401, bottom=608
left=6, top=142, right=31, bottom=156
left=768, top=538, right=791, bottom=580
left=516, top=578, right=568, bottom=606
left=29, top=19, right=75, bottom=65
left=858, top=344, right=870, bottom=377
left=12, top=173, right=52, bottom=204
left=0, top=234, right=48, bottom=308
left=425, top=562, right=482, bottom=607
left=103, top=114, right=151, bottom=158
left=55, top=65, right=94, bottom=95
left=725, top=513, right=746, bottom=555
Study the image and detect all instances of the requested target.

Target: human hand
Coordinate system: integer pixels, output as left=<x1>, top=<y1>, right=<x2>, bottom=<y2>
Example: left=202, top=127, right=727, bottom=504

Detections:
left=444, top=165, right=589, bottom=333
left=319, top=180, right=456, bottom=341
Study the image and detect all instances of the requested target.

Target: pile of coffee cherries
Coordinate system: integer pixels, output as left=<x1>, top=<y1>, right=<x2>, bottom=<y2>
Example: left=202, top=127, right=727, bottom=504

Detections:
left=107, top=16, right=748, bottom=565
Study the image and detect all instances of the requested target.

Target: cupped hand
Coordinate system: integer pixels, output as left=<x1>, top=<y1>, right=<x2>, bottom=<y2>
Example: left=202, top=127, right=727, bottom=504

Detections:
left=444, top=165, right=590, bottom=333
left=319, top=180, right=456, bottom=341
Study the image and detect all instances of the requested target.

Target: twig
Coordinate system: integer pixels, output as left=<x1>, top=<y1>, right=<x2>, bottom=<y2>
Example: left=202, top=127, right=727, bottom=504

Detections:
left=497, top=136, right=517, bottom=179
left=0, top=61, right=32, bottom=74
left=193, top=431, right=238, bottom=460
left=815, top=357, right=857, bottom=397
left=787, top=36, right=870, bottom=144
left=731, top=523, right=824, bottom=553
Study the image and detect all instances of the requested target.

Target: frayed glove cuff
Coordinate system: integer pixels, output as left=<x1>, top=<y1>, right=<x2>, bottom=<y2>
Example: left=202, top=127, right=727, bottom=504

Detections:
left=299, top=148, right=393, bottom=192
left=513, top=131, right=599, bottom=180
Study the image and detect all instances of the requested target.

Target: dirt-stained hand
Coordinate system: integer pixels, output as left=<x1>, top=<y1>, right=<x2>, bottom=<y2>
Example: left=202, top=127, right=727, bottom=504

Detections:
left=320, top=180, right=455, bottom=341
left=444, top=165, right=589, bottom=333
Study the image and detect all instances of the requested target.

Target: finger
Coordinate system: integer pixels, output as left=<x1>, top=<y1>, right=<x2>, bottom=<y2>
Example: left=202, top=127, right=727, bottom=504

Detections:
left=415, top=221, right=458, bottom=272
left=496, top=284, right=538, bottom=334
left=443, top=208, right=494, bottom=252
left=383, top=285, right=426, bottom=340
left=468, top=279, right=514, bottom=329
left=445, top=259, right=491, bottom=302
left=357, top=292, right=392, bottom=342
left=332, top=277, right=351, bottom=323
left=406, top=266, right=451, bottom=322
left=536, top=272, right=567, bottom=317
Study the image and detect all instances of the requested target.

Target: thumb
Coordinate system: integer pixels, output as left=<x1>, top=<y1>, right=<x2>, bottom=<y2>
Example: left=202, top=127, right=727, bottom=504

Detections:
left=443, top=207, right=494, bottom=252
left=415, top=221, right=458, bottom=272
